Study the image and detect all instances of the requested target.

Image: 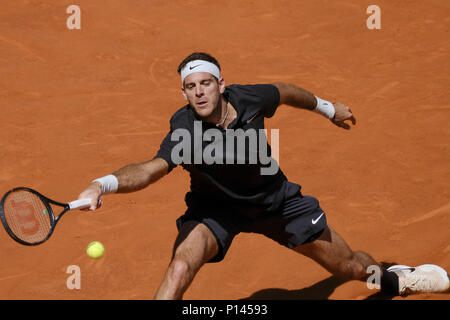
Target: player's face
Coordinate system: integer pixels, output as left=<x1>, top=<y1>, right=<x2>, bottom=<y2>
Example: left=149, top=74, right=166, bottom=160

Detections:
left=182, top=72, right=225, bottom=119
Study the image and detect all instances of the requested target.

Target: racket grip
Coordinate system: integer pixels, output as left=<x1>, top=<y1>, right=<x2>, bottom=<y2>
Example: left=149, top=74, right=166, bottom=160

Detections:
left=68, top=198, right=92, bottom=210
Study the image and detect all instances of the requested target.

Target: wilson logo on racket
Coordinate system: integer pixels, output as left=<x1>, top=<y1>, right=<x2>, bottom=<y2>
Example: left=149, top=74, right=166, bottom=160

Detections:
left=11, top=200, right=40, bottom=236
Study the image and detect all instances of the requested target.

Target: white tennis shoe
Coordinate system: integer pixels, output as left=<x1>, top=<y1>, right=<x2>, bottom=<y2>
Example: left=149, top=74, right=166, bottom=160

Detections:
left=387, top=264, right=450, bottom=295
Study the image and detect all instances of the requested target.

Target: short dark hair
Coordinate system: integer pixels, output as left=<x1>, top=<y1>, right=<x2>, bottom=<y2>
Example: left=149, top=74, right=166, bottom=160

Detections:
left=177, top=52, right=221, bottom=74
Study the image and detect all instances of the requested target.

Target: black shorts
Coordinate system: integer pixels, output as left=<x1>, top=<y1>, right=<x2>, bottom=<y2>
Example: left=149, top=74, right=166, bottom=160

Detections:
left=176, top=182, right=327, bottom=263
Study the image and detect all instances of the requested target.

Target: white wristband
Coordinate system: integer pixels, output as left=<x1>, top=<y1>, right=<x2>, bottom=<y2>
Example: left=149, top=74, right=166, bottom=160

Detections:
left=93, top=174, right=119, bottom=194
left=314, top=96, right=335, bottom=119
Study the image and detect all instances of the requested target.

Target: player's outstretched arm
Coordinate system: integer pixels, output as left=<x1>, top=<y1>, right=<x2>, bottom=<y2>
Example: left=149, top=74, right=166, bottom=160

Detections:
left=273, top=82, right=356, bottom=130
left=111, top=157, right=169, bottom=193
left=273, top=82, right=317, bottom=110
left=78, top=158, right=169, bottom=210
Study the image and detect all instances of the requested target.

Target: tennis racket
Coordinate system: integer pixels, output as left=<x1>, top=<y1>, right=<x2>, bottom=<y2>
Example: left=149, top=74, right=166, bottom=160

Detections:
left=0, top=187, right=91, bottom=246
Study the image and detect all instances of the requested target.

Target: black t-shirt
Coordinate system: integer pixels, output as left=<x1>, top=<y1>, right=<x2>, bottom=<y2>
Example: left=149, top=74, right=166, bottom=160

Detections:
left=154, top=84, right=301, bottom=213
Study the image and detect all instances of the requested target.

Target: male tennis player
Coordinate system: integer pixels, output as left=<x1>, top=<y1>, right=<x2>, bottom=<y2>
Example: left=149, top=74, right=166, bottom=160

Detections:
left=78, top=52, right=449, bottom=299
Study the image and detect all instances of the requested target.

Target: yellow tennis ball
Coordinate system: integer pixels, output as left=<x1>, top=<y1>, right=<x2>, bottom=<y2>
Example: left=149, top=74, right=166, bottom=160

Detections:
left=86, top=241, right=105, bottom=259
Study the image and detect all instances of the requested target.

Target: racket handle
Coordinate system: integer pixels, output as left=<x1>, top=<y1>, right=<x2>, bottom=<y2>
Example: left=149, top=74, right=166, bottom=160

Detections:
left=68, top=198, right=92, bottom=210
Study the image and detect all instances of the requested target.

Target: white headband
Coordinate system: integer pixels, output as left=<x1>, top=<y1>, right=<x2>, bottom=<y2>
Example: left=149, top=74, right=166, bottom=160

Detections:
left=180, top=60, right=221, bottom=84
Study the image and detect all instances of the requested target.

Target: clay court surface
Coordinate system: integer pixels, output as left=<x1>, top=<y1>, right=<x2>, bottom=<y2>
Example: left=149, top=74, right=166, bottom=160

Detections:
left=0, top=0, right=449, bottom=300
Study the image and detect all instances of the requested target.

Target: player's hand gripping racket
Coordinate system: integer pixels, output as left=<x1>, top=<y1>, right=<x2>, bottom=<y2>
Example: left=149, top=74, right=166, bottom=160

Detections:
left=0, top=187, right=91, bottom=246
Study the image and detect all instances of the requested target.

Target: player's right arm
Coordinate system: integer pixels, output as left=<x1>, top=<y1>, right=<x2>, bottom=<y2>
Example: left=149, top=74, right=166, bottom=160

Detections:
left=78, top=157, right=169, bottom=210
left=111, top=157, right=169, bottom=193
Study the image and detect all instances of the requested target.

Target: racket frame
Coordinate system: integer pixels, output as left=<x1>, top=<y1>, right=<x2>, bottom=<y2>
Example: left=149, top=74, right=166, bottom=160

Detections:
left=0, top=187, right=72, bottom=246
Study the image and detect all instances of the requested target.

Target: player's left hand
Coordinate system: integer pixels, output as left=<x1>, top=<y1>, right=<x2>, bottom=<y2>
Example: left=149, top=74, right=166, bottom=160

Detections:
left=331, top=102, right=356, bottom=130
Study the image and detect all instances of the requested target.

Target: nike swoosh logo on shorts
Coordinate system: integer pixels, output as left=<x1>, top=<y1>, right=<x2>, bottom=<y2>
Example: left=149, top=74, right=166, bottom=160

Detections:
left=312, top=212, right=325, bottom=225
left=189, top=64, right=201, bottom=70
left=246, top=112, right=260, bottom=123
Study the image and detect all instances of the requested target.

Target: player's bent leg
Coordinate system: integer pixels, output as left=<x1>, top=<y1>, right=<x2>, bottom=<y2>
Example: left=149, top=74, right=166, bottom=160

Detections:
left=154, top=221, right=219, bottom=300
left=293, top=226, right=378, bottom=281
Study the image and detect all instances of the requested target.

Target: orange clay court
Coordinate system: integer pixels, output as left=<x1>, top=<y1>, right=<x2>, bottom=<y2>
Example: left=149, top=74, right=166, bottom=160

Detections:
left=0, top=0, right=449, bottom=300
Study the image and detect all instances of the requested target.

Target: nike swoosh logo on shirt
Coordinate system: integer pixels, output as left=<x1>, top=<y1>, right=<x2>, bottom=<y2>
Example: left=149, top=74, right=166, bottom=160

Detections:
left=189, top=64, right=201, bottom=70
left=312, top=212, right=325, bottom=225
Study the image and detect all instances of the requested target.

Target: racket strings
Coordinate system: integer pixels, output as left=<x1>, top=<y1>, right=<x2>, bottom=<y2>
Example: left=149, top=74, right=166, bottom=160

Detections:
left=3, top=190, right=52, bottom=243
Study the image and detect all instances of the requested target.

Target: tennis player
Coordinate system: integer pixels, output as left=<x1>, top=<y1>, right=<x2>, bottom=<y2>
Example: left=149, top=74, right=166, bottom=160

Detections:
left=78, top=52, right=449, bottom=299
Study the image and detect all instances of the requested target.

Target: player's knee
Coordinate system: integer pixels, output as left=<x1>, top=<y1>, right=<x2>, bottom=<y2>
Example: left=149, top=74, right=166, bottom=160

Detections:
left=168, top=259, right=191, bottom=284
